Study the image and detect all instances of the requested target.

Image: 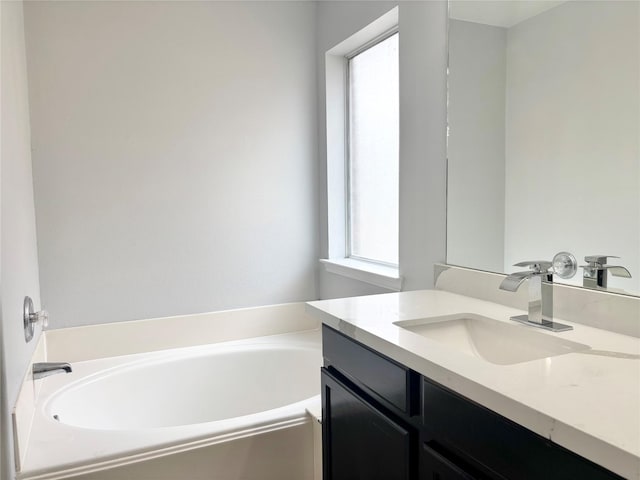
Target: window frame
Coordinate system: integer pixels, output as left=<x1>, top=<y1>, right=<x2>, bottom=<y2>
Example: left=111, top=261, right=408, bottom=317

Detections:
left=320, top=7, right=402, bottom=291
left=344, top=28, right=400, bottom=268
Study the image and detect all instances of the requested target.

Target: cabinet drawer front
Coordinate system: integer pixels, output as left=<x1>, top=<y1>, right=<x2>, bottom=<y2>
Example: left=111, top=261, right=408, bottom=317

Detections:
left=422, top=379, right=623, bottom=480
left=420, top=442, right=479, bottom=480
left=323, top=325, right=414, bottom=414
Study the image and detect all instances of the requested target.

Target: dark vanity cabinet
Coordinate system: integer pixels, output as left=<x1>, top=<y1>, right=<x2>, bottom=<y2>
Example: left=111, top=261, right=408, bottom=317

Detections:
left=321, top=325, right=419, bottom=480
left=321, top=325, right=623, bottom=480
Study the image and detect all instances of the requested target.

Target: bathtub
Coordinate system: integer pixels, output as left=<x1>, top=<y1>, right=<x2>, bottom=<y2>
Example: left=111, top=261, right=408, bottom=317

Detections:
left=19, top=329, right=321, bottom=480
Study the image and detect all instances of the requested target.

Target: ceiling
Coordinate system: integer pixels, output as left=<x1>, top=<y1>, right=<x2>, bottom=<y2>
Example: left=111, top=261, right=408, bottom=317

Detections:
left=449, top=0, right=567, bottom=28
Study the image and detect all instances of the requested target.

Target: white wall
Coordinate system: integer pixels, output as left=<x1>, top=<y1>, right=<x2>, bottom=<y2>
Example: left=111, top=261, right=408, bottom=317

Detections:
left=1, top=1, right=42, bottom=477
left=504, top=1, right=639, bottom=293
left=447, top=20, right=506, bottom=273
left=24, top=1, right=319, bottom=328
left=316, top=1, right=448, bottom=298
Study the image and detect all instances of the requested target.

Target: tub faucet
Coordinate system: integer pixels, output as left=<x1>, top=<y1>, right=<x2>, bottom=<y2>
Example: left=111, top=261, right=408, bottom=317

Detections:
left=581, top=255, right=631, bottom=289
left=499, top=260, right=572, bottom=332
left=33, top=362, right=72, bottom=380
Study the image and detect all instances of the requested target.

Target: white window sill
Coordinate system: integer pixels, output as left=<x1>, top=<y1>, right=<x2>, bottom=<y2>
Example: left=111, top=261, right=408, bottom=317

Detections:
left=319, top=258, right=402, bottom=291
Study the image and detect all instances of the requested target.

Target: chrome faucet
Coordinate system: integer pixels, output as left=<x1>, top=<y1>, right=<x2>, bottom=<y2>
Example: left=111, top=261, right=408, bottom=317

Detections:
left=581, top=255, right=632, bottom=289
left=33, top=362, right=72, bottom=380
left=499, top=260, right=572, bottom=332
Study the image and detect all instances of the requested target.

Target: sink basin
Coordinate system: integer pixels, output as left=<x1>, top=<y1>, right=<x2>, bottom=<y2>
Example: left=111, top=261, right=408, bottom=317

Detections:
left=394, top=313, right=590, bottom=365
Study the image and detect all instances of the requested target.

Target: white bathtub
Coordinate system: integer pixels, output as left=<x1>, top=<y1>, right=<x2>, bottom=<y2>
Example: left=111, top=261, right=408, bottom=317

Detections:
left=20, top=329, right=321, bottom=479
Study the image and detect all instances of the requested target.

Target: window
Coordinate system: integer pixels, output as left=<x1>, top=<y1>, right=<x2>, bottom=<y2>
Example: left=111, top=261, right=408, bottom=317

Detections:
left=347, top=32, right=399, bottom=266
left=321, top=7, right=401, bottom=290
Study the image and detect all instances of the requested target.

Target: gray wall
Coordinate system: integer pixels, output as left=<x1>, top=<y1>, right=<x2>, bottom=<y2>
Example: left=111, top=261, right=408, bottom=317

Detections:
left=447, top=20, right=506, bottom=273
left=0, top=2, right=449, bottom=475
left=24, top=1, right=319, bottom=328
left=316, top=1, right=448, bottom=299
left=1, top=1, right=42, bottom=477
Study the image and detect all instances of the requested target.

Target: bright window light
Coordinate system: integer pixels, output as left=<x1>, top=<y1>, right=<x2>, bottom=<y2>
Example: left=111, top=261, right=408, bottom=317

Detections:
left=348, top=32, right=399, bottom=266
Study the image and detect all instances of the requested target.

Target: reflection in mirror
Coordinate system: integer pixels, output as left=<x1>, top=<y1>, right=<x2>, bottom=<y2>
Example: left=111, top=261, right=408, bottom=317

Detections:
left=446, top=0, right=640, bottom=296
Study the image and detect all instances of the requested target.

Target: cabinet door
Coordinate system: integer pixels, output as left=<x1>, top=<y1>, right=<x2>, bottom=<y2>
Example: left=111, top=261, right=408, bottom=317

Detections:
left=322, top=368, right=414, bottom=480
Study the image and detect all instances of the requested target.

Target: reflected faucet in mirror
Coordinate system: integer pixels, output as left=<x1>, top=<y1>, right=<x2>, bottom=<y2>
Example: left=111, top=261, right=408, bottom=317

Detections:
left=581, top=255, right=632, bottom=290
left=499, top=260, right=572, bottom=332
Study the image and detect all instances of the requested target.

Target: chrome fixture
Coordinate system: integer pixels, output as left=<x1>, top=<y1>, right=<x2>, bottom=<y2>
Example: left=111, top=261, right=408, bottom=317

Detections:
left=23, top=296, right=48, bottom=343
left=581, top=255, right=632, bottom=289
left=552, top=251, right=577, bottom=279
left=33, top=362, right=72, bottom=380
left=499, top=260, right=572, bottom=332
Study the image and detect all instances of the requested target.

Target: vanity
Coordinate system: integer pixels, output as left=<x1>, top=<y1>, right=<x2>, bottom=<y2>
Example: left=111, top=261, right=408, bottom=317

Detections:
left=307, top=288, right=640, bottom=480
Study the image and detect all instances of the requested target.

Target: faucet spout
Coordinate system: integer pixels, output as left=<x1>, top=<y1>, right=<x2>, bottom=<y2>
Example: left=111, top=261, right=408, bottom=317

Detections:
left=499, top=271, right=532, bottom=292
left=33, top=362, right=72, bottom=380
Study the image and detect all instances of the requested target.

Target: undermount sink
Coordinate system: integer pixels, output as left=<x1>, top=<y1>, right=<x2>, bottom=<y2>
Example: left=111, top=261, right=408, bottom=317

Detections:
left=394, top=313, right=590, bottom=365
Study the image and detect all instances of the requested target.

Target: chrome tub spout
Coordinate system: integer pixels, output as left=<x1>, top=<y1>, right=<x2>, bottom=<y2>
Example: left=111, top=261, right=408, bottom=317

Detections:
left=33, top=362, right=72, bottom=380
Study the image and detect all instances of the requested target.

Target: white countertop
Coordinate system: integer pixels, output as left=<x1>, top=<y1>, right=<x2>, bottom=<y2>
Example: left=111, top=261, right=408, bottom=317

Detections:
left=306, top=289, right=640, bottom=479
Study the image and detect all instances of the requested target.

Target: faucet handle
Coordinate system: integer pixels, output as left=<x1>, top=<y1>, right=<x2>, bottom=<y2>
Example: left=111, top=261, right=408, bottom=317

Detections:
left=513, top=260, right=552, bottom=274
left=31, top=309, right=49, bottom=327
left=552, top=251, right=577, bottom=279
left=584, top=255, right=619, bottom=266
left=23, top=296, right=48, bottom=343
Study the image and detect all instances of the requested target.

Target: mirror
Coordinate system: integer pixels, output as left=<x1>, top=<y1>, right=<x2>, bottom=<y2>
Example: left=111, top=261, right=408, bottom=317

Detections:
left=446, top=0, right=640, bottom=296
